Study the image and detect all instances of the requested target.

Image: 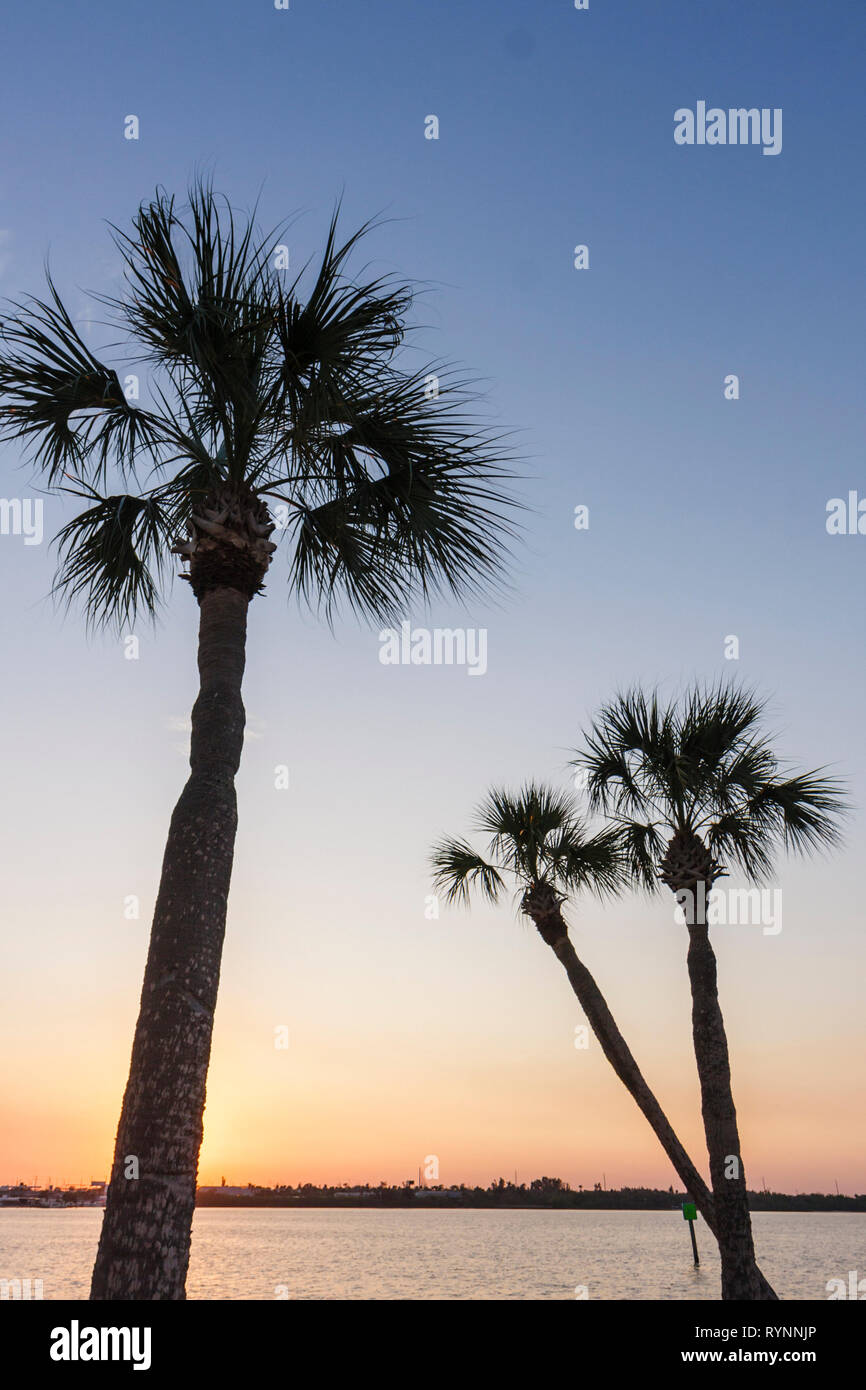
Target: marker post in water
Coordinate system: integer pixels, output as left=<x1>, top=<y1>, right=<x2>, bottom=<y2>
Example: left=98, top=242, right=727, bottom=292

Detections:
left=682, top=1200, right=699, bottom=1264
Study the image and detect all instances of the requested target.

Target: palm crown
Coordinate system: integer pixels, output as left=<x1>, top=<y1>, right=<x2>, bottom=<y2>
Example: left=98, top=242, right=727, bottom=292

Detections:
left=573, top=683, right=846, bottom=889
left=0, top=181, right=518, bottom=627
left=431, top=782, right=625, bottom=910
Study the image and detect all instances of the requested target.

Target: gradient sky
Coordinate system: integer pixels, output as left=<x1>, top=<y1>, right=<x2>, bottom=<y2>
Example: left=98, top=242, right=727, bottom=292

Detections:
left=0, top=0, right=864, bottom=1195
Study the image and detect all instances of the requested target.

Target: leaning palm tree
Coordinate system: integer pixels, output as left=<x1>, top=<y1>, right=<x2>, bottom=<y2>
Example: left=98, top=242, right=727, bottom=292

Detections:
left=430, top=781, right=777, bottom=1297
left=0, top=181, right=518, bottom=1299
left=574, top=683, right=845, bottom=1300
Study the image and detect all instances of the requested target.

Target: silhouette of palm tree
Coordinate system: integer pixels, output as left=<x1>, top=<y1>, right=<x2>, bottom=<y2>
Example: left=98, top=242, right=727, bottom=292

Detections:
left=575, top=682, right=845, bottom=1299
left=0, top=181, right=518, bottom=1299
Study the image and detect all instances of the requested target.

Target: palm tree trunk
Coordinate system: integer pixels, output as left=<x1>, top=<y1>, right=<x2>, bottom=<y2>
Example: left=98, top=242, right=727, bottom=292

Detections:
left=90, top=586, right=249, bottom=1300
left=684, top=919, right=767, bottom=1300
left=548, top=930, right=777, bottom=1299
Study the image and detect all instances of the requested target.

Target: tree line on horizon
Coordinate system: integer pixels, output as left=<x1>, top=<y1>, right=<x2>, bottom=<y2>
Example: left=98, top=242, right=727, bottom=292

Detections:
left=6, top=1179, right=862, bottom=1215
left=192, top=1180, right=865, bottom=1213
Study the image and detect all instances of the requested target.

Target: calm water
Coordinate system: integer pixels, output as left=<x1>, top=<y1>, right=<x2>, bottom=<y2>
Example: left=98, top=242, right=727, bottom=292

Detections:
left=1, top=1209, right=863, bottom=1300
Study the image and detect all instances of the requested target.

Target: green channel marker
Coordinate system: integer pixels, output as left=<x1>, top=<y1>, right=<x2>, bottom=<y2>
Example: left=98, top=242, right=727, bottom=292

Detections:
left=682, top=1201, right=700, bottom=1265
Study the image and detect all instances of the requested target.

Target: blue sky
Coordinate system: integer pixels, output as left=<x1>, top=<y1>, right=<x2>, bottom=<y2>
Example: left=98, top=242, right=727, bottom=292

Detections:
left=1, top=0, right=864, bottom=1194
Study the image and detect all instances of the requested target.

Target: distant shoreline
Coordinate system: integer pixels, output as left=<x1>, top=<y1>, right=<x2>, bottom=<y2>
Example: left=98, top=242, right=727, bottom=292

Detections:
left=193, top=1191, right=866, bottom=1214
left=4, top=1184, right=862, bottom=1215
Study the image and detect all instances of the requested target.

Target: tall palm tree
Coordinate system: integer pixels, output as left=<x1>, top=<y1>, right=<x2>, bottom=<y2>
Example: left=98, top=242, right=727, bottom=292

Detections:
left=574, top=683, right=845, bottom=1300
left=0, top=182, right=518, bottom=1299
left=430, top=782, right=777, bottom=1297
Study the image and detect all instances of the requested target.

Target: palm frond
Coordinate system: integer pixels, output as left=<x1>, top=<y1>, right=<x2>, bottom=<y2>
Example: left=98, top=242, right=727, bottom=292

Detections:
left=701, top=739, right=777, bottom=819
left=101, top=182, right=283, bottom=474
left=746, top=771, right=847, bottom=858
left=287, top=496, right=411, bottom=622
left=678, top=681, right=766, bottom=772
left=0, top=180, right=520, bottom=630
left=549, top=826, right=628, bottom=900
left=611, top=819, right=667, bottom=893
left=269, top=207, right=410, bottom=403
left=577, top=688, right=679, bottom=819
left=477, top=783, right=574, bottom=882
left=52, top=487, right=171, bottom=629
left=578, top=681, right=848, bottom=890
left=433, top=781, right=630, bottom=924
left=706, top=812, right=777, bottom=882
left=430, top=837, right=505, bottom=906
left=677, top=681, right=767, bottom=813
left=0, top=274, right=170, bottom=486
left=280, top=368, right=518, bottom=621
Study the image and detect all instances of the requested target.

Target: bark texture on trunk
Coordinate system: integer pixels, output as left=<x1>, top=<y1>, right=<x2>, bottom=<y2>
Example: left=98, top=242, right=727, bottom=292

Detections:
left=90, top=586, right=249, bottom=1300
left=685, top=918, right=768, bottom=1300
left=524, top=885, right=776, bottom=1300
left=659, top=828, right=773, bottom=1300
